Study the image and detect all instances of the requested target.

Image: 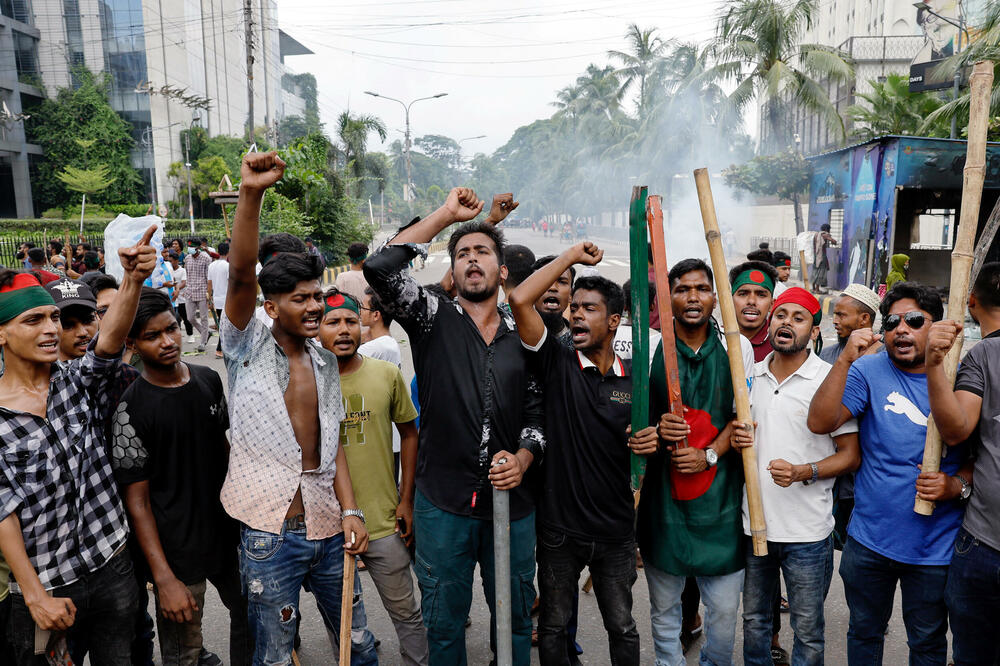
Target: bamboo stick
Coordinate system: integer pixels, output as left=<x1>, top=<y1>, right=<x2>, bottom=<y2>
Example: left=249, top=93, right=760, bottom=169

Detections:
left=693, top=168, right=767, bottom=556
left=915, top=60, right=995, bottom=515
left=339, top=550, right=355, bottom=664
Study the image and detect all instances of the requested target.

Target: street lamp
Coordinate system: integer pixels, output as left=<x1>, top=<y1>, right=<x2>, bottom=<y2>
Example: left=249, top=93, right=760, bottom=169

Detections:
left=458, top=135, right=486, bottom=169
left=364, top=90, right=448, bottom=201
left=913, top=1, right=971, bottom=139
left=185, top=115, right=201, bottom=233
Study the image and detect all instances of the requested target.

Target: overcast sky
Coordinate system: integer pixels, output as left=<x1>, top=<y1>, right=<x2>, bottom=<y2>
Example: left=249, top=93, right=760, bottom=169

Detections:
left=275, top=0, right=731, bottom=156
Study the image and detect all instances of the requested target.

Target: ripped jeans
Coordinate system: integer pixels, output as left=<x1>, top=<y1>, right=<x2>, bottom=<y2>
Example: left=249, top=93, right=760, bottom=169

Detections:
left=240, top=525, right=379, bottom=666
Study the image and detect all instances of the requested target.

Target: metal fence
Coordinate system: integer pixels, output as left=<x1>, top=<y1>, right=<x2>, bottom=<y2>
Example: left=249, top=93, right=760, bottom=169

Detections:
left=0, top=233, right=230, bottom=269
left=751, top=236, right=800, bottom=267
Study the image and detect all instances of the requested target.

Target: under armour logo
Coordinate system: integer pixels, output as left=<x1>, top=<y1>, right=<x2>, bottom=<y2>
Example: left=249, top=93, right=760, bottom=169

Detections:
left=51, top=280, right=80, bottom=298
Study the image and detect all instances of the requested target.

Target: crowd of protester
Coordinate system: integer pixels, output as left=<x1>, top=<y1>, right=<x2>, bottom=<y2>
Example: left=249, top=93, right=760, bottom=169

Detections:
left=0, top=150, right=997, bottom=666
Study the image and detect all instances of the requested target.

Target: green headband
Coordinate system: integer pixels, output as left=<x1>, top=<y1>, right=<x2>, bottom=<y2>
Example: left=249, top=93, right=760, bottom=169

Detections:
left=731, top=268, right=775, bottom=295
left=0, top=286, right=56, bottom=324
left=324, top=292, right=360, bottom=316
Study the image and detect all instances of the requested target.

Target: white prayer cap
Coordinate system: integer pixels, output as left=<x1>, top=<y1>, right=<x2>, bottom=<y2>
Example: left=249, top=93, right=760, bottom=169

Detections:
left=842, top=283, right=880, bottom=314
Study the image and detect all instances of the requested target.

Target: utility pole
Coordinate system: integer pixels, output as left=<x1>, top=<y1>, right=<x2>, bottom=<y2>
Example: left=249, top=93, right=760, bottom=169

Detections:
left=364, top=91, right=447, bottom=202
left=244, top=0, right=255, bottom=145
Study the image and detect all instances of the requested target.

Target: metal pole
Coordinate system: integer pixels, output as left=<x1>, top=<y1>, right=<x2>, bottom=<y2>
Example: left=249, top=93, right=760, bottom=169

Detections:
left=404, top=105, right=412, bottom=202
left=493, top=479, right=512, bottom=666
left=185, top=130, right=195, bottom=233
left=244, top=0, right=255, bottom=144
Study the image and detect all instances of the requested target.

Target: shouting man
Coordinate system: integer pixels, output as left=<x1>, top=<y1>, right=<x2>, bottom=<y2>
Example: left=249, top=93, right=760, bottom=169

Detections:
left=729, top=260, right=778, bottom=362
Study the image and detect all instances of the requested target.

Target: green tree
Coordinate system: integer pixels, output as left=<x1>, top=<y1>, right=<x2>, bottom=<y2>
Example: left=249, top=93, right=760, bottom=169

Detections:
left=723, top=150, right=812, bottom=233
left=336, top=111, right=388, bottom=196
left=28, top=68, right=142, bottom=208
left=56, top=163, right=113, bottom=223
left=847, top=74, right=948, bottom=140
left=713, top=0, right=853, bottom=151
left=608, top=24, right=669, bottom=120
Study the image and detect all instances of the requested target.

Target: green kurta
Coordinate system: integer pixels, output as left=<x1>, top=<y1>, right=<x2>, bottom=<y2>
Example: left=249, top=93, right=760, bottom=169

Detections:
left=637, top=321, right=745, bottom=576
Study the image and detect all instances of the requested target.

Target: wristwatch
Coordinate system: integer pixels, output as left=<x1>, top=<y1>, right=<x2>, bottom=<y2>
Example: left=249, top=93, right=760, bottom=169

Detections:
left=704, top=448, right=719, bottom=469
left=802, top=463, right=820, bottom=486
left=955, top=475, right=972, bottom=501
left=343, top=508, right=366, bottom=523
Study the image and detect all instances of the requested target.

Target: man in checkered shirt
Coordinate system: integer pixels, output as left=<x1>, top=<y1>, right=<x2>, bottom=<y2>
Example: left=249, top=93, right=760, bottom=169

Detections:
left=0, top=226, right=159, bottom=666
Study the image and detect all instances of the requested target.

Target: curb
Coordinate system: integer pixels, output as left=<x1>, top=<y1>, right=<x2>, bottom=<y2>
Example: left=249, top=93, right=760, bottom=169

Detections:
left=322, top=240, right=448, bottom=285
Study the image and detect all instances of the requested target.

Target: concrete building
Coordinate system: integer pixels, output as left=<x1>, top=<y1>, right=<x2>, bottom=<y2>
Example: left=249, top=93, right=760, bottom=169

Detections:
left=1, top=0, right=311, bottom=217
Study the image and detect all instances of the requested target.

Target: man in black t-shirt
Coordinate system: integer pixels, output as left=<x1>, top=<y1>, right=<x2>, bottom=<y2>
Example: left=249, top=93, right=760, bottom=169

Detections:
left=112, top=288, right=249, bottom=666
left=508, top=242, right=658, bottom=666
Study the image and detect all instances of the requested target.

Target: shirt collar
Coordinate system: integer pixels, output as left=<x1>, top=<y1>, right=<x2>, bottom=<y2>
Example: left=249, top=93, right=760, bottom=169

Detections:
left=755, top=348, right=823, bottom=381
left=576, top=350, right=626, bottom=377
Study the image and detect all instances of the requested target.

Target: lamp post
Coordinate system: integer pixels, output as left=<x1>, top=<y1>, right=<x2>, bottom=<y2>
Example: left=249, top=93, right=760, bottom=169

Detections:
left=364, top=91, right=447, bottom=201
left=913, top=1, right=971, bottom=139
left=185, top=115, right=201, bottom=233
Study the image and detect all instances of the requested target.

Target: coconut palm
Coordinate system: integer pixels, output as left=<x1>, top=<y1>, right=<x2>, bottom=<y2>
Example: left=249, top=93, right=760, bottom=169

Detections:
left=848, top=74, right=948, bottom=140
left=713, top=0, right=853, bottom=152
left=336, top=111, right=388, bottom=195
left=608, top=24, right=670, bottom=120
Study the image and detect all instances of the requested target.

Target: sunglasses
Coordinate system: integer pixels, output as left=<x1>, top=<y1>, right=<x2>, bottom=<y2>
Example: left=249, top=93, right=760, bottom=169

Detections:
left=882, top=311, right=926, bottom=332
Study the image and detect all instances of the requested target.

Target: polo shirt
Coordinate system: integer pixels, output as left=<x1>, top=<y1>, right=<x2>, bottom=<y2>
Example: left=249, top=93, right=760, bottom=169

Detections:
left=748, top=325, right=773, bottom=363
left=524, top=328, right=634, bottom=541
left=741, top=351, right=858, bottom=542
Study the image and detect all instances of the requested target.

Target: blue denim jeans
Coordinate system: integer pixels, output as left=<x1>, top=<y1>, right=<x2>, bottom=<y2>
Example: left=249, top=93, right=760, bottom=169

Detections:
left=742, top=536, right=833, bottom=666
left=239, top=525, right=378, bottom=666
left=840, top=536, right=949, bottom=665
left=412, top=489, right=536, bottom=666
left=945, top=527, right=1000, bottom=666
left=645, top=564, right=743, bottom=666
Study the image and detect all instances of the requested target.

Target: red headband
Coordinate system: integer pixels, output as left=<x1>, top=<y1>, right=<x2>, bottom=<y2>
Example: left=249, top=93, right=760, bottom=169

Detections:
left=772, top=287, right=822, bottom=324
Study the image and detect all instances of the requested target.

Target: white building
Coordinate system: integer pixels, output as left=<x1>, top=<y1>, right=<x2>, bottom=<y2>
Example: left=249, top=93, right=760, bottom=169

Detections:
left=1, top=0, right=311, bottom=217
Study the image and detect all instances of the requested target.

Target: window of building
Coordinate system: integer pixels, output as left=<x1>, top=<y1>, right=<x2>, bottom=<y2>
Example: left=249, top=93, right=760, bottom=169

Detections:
left=13, top=31, right=39, bottom=86
left=1, top=0, right=32, bottom=24
left=911, top=209, right=956, bottom=250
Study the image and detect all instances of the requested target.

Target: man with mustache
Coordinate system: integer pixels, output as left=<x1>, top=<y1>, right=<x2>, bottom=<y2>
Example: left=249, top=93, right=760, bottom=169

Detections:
left=819, top=284, right=880, bottom=364
left=729, top=260, right=778, bottom=362
left=808, top=282, right=970, bottom=664
left=112, top=288, right=249, bottom=666
left=319, top=289, right=428, bottom=666
left=364, top=189, right=545, bottom=666
left=639, top=258, right=754, bottom=666
left=731, top=287, right=860, bottom=665
left=508, top=242, right=656, bottom=665
left=0, top=226, right=157, bottom=666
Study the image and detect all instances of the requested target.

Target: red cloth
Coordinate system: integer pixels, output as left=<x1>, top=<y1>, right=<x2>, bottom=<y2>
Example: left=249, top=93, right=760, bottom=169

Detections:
left=772, top=286, right=821, bottom=316
left=669, top=407, right=719, bottom=501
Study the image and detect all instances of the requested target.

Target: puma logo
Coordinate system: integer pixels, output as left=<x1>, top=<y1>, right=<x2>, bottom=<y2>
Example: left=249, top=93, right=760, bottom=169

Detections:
left=884, top=391, right=928, bottom=426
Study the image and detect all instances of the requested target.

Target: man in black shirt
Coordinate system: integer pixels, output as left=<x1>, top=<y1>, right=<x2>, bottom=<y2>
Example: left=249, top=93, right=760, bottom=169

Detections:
left=112, top=289, right=249, bottom=666
left=508, top=242, right=658, bottom=666
left=365, top=189, right=544, bottom=666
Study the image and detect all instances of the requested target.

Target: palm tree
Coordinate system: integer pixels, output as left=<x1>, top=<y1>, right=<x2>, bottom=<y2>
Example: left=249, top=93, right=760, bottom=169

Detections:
left=574, top=64, right=624, bottom=119
left=608, top=24, right=669, bottom=121
left=847, top=74, right=948, bottom=140
left=713, top=0, right=853, bottom=152
left=336, top=111, right=388, bottom=195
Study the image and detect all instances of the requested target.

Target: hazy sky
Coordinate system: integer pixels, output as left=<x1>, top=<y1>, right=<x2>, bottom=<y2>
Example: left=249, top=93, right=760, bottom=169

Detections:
left=275, top=0, right=730, bottom=156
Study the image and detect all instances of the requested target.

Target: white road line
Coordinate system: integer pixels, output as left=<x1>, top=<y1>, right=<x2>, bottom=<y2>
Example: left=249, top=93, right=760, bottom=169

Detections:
left=604, top=259, right=628, bottom=267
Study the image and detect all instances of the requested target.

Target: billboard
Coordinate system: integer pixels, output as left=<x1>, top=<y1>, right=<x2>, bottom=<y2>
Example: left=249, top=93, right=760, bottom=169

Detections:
left=909, top=0, right=963, bottom=92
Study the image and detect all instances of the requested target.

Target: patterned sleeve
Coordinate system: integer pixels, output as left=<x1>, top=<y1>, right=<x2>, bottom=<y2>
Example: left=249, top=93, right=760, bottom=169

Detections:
left=363, top=244, right=439, bottom=344
left=518, top=370, right=547, bottom=461
left=221, top=310, right=264, bottom=362
left=0, top=453, right=26, bottom=522
left=75, top=342, right=124, bottom=424
left=111, top=397, right=152, bottom=485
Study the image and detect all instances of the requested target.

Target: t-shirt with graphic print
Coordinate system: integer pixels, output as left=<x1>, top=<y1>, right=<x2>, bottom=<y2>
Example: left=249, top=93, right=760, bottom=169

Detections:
left=339, top=356, right=418, bottom=541
left=112, top=364, right=236, bottom=584
left=841, top=350, right=968, bottom=565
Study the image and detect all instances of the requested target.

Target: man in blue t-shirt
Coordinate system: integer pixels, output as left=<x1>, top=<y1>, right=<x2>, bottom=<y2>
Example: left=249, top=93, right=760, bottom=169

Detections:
left=808, top=282, right=970, bottom=664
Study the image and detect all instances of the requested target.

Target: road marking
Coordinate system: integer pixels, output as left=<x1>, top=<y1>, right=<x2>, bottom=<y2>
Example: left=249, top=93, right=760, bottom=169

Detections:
left=603, top=259, right=628, bottom=267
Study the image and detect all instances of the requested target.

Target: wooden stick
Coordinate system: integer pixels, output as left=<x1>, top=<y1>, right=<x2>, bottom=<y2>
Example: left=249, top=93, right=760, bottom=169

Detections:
left=693, top=168, right=767, bottom=556
left=798, top=250, right=811, bottom=292
left=646, top=195, right=687, bottom=448
left=971, top=194, right=1000, bottom=285
left=339, top=548, right=355, bottom=664
left=915, top=60, right=995, bottom=515
left=222, top=203, right=231, bottom=238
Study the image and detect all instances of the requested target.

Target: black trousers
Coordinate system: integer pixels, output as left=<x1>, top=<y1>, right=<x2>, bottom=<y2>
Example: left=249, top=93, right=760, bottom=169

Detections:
left=177, top=303, right=194, bottom=336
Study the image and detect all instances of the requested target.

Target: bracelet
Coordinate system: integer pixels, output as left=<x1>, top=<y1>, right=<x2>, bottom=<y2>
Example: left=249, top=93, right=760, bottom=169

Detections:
left=802, top=463, right=819, bottom=485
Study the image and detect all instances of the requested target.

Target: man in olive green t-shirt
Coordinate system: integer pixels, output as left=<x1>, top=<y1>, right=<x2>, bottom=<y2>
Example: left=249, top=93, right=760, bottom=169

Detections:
left=0, top=556, right=12, bottom=662
left=319, top=289, right=428, bottom=666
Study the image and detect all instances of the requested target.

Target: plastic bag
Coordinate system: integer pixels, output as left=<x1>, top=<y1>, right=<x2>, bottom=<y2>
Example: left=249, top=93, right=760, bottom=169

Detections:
left=796, top=231, right=816, bottom=265
left=103, top=214, right=169, bottom=286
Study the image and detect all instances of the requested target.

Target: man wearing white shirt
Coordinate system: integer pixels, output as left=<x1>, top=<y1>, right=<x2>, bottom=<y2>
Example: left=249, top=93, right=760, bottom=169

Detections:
left=207, top=241, right=230, bottom=358
left=615, top=278, right=661, bottom=370
left=732, top=287, right=860, bottom=666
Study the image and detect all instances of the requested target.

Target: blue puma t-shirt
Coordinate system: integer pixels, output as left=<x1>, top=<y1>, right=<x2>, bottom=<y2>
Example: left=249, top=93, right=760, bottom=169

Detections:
left=841, top=351, right=967, bottom=565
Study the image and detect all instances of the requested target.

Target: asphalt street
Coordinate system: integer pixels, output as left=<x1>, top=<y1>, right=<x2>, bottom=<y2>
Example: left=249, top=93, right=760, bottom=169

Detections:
left=161, top=227, right=922, bottom=665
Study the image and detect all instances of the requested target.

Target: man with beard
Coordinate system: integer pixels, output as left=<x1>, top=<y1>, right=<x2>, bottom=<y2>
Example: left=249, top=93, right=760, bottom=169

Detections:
left=729, top=260, right=778, bottom=362
left=532, top=255, right=574, bottom=344
left=364, top=189, right=544, bottom=666
left=509, top=243, right=656, bottom=666
left=638, top=258, right=754, bottom=666
left=819, top=284, right=880, bottom=364
left=113, top=288, right=249, bottom=666
left=808, top=282, right=969, bottom=664
left=221, top=151, right=371, bottom=665
left=318, top=289, right=428, bottom=666
left=731, top=287, right=860, bottom=665
left=926, top=263, right=1000, bottom=665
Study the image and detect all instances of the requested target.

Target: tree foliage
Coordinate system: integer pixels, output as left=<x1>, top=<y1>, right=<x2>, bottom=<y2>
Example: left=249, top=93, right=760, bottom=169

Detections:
left=847, top=74, right=949, bottom=140
left=28, top=68, right=142, bottom=208
left=723, top=150, right=811, bottom=202
left=56, top=163, right=113, bottom=196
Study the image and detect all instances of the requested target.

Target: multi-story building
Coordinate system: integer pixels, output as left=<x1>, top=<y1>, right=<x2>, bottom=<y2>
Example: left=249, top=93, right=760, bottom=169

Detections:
left=1, top=0, right=311, bottom=217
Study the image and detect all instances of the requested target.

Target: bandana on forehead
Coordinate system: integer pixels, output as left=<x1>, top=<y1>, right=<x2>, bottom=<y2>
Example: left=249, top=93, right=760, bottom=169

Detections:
left=0, top=273, right=56, bottom=324
left=772, top=286, right=822, bottom=325
left=732, top=268, right=775, bottom=295
left=324, top=292, right=360, bottom=316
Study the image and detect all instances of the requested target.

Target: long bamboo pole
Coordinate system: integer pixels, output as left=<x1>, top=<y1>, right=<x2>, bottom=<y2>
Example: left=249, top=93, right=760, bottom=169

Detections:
left=798, top=250, right=811, bottom=292
left=693, top=168, right=767, bottom=556
left=339, top=550, right=355, bottom=664
left=915, top=60, right=995, bottom=515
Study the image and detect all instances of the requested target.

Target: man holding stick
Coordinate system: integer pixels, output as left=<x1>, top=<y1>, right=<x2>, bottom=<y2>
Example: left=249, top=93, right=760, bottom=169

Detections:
left=926, top=263, right=1000, bottom=665
left=508, top=242, right=656, bottom=666
left=364, top=189, right=544, bottom=666
left=731, top=287, right=860, bottom=665
left=807, top=282, right=969, bottom=664
left=637, top=258, right=753, bottom=666
left=221, top=151, right=370, bottom=665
